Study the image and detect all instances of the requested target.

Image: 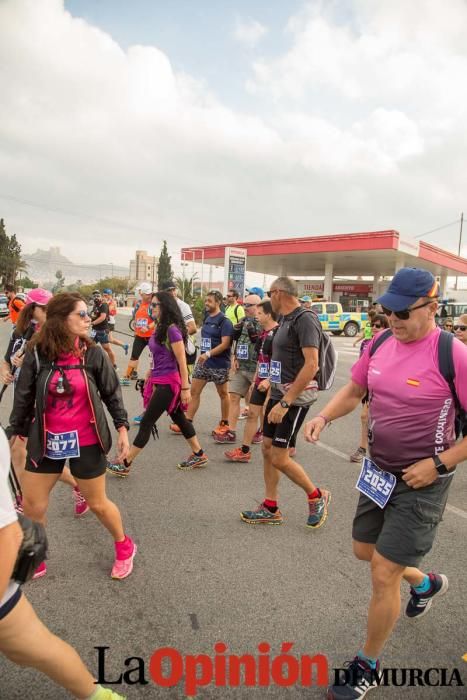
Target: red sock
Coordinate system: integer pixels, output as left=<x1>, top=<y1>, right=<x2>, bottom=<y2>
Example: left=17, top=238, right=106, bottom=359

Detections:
left=308, top=488, right=321, bottom=500
left=264, top=499, right=277, bottom=509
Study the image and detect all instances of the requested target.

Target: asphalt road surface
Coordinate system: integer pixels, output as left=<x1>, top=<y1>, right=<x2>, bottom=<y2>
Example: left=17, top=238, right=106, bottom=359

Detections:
left=0, top=315, right=466, bottom=699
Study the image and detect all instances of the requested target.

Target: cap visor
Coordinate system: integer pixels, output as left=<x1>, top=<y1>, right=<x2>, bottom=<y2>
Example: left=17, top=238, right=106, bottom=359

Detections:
left=376, top=291, right=419, bottom=312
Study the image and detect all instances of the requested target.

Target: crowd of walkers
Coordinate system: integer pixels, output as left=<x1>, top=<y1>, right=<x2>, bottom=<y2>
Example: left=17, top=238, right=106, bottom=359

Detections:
left=1, top=267, right=466, bottom=699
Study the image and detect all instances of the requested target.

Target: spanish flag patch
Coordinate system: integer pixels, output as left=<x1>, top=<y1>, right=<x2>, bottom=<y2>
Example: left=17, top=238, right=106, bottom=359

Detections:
left=406, top=378, right=420, bottom=387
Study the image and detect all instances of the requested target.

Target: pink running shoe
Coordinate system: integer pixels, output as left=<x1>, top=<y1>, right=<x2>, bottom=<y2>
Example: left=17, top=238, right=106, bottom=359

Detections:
left=111, top=536, right=137, bottom=580
left=252, top=430, right=263, bottom=444
left=72, top=487, right=90, bottom=517
left=32, top=561, right=47, bottom=580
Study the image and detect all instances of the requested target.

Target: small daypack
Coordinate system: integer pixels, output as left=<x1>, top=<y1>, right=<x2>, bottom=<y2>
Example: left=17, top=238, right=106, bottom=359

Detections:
left=289, top=309, right=338, bottom=391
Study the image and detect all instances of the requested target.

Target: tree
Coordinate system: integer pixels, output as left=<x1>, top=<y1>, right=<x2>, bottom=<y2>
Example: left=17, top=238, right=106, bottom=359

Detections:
left=157, top=240, right=173, bottom=288
left=52, top=269, right=65, bottom=294
left=175, top=274, right=198, bottom=305
left=16, top=275, right=38, bottom=289
left=0, top=219, right=27, bottom=286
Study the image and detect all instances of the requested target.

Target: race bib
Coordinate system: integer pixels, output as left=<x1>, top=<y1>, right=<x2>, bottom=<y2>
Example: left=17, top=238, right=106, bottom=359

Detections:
left=269, top=360, right=281, bottom=383
left=258, top=362, right=270, bottom=379
left=45, top=430, right=80, bottom=460
left=236, top=344, right=249, bottom=360
left=135, top=318, right=148, bottom=329
left=356, top=457, right=396, bottom=509
left=89, top=329, right=96, bottom=339
left=201, top=337, right=212, bottom=352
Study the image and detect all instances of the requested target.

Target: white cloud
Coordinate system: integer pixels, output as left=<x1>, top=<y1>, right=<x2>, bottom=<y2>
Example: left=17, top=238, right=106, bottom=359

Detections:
left=0, top=0, right=466, bottom=274
left=233, top=17, right=268, bottom=48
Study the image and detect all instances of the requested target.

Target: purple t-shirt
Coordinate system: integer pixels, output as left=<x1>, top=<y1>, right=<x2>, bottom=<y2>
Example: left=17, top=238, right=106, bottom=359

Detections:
left=148, top=326, right=183, bottom=378
left=351, top=327, right=467, bottom=473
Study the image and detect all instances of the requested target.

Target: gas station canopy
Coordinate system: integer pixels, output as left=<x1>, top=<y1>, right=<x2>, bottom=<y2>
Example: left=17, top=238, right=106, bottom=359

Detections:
left=181, top=230, right=467, bottom=279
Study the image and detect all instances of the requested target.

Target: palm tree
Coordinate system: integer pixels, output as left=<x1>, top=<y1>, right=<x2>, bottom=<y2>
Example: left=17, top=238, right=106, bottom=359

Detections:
left=175, top=273, right=199, bottom=304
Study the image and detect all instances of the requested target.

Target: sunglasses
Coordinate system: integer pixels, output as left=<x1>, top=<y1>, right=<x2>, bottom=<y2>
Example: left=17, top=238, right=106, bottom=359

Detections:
left=371, top=323, right=383, bottom=329
left=151, top=302, right=161, bottom=308
left=75, top=310, right=90, bottom=318
left=454, top=325, right=467, bottom=331
left=244, top=303, right=256, bottom=308
left=382, top=299, right=433, bottom=320
left=444, top=324, right=453, bottom=328
left=266, top=289, right=283, bottom=297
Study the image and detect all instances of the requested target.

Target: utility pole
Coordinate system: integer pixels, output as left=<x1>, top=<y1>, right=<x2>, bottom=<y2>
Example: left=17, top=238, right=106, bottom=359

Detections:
left=455, top=212, right=464, bottom=291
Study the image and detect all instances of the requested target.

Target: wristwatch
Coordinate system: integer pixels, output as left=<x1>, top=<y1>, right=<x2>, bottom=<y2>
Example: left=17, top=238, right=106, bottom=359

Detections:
left=280, top=399, right=290, bottom=409
left=433, top=454, right=449, bottom=475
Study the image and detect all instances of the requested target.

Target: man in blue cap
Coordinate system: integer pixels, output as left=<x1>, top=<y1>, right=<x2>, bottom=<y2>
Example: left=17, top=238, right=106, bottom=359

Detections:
left=304, top=267, right=467, bottom=699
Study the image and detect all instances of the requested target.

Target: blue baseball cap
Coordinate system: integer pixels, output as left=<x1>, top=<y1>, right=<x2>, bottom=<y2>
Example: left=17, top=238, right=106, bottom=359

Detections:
left=246, top=286, right=264, bottom=299
left=377, top=268, right=439, bottom=312
left=103, top=288, right=112, bottom=295
left=300, top=295, right=312, bottom=302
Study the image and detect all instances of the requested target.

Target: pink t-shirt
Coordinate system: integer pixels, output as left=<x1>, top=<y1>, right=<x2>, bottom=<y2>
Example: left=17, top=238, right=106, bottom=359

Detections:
left=351, top=328, right=467, bottom=473
left=45, top=353, right=98, bottom=447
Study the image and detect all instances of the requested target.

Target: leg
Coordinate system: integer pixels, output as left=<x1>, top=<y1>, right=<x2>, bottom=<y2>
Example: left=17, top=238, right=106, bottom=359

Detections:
left=215, top=381, right=230, bottom=422
left=74, top=474, right=124, bottom=541
left=363, top=551, right=405, bottom=659
left=186, top=378, right=206, bottom=420
left=262, top=437, right=281, bottom=501
left=58, top=464, right=77, bottom=488
left=270, top=447, right=317, bottom=494
left=109, top=331, right=125, bottom=348
left=353, top=540, right=426, bottom=587
left=101, top=342, right=116, bottom=367
left=132, top=384, right=175, bottom=453
left=242, top=404, right=262, bottom=447
left=0, top=595, right=97, bottom=698
left=10, top=437, right=27, bottom=489
left=170, top=405, right=201, bottom=452
left=228, top=392, right=242, bottom=431
left=22, top=471, right=62, bottom=525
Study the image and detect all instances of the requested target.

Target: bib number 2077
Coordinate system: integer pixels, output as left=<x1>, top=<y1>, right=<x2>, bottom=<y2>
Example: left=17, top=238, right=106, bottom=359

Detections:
left=356, top=457, right=396, bottom=509
left=45, top=430, right=80, bottom=460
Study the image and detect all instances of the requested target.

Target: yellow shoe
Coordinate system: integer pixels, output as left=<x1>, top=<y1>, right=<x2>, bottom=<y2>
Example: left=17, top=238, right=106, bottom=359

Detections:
left=91, top=686, right=126, bottom=700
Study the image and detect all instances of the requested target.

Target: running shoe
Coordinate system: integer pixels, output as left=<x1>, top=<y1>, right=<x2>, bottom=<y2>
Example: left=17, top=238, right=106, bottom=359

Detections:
left=106, top=460, right=131, bottom=478
left=240, top=503, right=283, bottom=525
left=327, top=656, right=380, bottom=699
left=170, top=423, right=182, bottom=434
left=32, top=561, right=47, bottom=580
left=350, top=446, right=366, bottom=463
left=72, top=487, right=89, bottom=517
left=177, top=453, right=208, bottom=470
left=92, top=687, right=127, bottom=700
left=14, top=494, right=23, bottom=514
left=213, top=429, right=236, bottom=444
left=211, top=421, right=225, bottom=436
left=123, top=343, right=129, bottom=356
left=406, top=572, right=448, bottom=619
left=238, top=407, right=249, bottom=420
left=119, top=377, right=131, bottom=386
left=252, top=430, right=263, bottom=444
left=307, top=489, right=331, bottom=529
left=225, top=447, right=251, bottom=463
left=111, top=538, right=137, bottom=580
left=133, top=414, right=144, bottom=424
left=130, top=370, right=138, bottom=380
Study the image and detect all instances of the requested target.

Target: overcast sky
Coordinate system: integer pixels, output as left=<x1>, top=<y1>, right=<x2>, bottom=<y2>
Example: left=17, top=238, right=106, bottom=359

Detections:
left=1, top=0, right=466, bottom=275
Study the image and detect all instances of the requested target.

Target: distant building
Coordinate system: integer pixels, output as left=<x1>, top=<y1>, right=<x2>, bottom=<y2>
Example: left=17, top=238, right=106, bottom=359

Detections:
left=129, top=250, right=159, bottom=288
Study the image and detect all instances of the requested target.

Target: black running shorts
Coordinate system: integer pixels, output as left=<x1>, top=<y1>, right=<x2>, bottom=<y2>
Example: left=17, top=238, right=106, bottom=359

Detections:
left=26, top=443, right=107, bottom=480
left=131, top=335, right=149, bottom=361
left=262, top=399, right=309, bottom=448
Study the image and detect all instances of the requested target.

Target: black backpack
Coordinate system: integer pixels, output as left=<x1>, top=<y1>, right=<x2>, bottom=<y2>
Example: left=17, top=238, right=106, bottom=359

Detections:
left=283, top=308, right=337, bottom=391
left=369, top=329, right=466, bottom=437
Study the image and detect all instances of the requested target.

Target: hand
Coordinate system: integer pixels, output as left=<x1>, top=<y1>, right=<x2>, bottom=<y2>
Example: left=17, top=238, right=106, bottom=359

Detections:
left=233, top=358, right=239, bottom=372
left=0, top=368, right=14, bottom=384
left=304, top=415, right=327, bottom=443
left=267, top=402, right=288, bottom=424
left=116, top=429, right=130, bottom=462
left=257, top=379, right=270, bottom=393
left=197, top=353, right=208, bottom=366
left=181, top=388, right=191, bottom=404
left=11, top=354, right=24, bottom=369
left=402, top=458, right=439, bottom=489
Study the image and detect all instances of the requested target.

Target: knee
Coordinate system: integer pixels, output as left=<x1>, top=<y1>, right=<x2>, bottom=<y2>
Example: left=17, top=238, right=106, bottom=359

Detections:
left=23, top=497, right=48, bottom=522
left=371, top=559, right=401, bottom=593
left=262, top=441, right=272, bottom=457
left=271, top=453, right=287, bottom=472
left=86, top=498, right=109, bottom=517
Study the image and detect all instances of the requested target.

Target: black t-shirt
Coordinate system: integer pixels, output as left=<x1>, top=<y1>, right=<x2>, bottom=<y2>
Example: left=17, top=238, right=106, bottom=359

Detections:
left=91, top=301, right=109, bottom=331
left=270, top=307, right=321, bottom=397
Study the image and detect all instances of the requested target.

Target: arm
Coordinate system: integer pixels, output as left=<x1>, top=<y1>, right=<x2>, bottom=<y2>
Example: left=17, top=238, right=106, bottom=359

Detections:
left=7, top=351, right=37, bottom=437
left=171, top=340, right=191, bottom=404
left=304, top=380, right=367, bottom=442
left=282, top=346, right=319, bottom=405
left=0, top=521, right=23, bottom=600
left=186, top=320, right=197, bottom=335
left=93, top=348, right=129, bottom=431
left=198, top=335, right=232, bottom=365
left=91, top=313, right=107, bottom=326
left=0, top=359, right=14, bottom=385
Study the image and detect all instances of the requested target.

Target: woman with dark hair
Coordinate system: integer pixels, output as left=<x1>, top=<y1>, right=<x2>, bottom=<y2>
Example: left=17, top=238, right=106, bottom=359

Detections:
left=6, top=292, right=136, bottom=580
left=1, top=290, right=89, bottom=519
left=107, top=291, right=208, bottom=476
left=350, top=313, right=390, bottom=463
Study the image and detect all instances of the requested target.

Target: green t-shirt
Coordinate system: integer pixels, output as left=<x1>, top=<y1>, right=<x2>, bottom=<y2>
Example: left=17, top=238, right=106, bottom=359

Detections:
left=225, top=303, right=245, bottom=324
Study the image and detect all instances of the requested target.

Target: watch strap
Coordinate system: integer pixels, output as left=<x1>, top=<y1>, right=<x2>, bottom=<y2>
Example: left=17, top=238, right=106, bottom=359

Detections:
left=433, top=454, right=449, bottom=475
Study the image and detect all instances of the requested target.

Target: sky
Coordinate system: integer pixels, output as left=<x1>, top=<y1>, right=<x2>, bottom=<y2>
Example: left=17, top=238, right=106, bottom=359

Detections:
left=1, top=0, right=466, bottom=278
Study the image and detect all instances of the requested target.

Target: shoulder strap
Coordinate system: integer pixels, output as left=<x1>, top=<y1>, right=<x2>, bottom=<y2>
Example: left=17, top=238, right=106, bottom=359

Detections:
left=234, top=305, right=240, bottom=322
left=369, top=329, right=392, bottom=358
left=438, top=330, right=462, bottom=414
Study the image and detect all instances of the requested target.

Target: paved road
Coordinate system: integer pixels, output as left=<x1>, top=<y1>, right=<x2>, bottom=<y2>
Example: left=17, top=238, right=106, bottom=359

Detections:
left=0, top=317, right=466, bottom=699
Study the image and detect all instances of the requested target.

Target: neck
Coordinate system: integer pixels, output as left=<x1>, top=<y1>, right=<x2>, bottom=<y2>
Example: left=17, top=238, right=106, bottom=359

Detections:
left=209, top=308, right=220, bottom=317
left=280, top=298, right=301, bottom=316
left=263, top=320, right=278, bottom=331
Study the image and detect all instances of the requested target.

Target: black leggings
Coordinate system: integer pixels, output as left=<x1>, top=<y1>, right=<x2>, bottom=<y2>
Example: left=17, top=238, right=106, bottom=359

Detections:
left=133, top=384, right=196, bottom=449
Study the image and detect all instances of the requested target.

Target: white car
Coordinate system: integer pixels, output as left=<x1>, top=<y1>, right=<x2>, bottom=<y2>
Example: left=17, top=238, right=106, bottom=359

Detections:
left=0, top=294, right=8, bottom=317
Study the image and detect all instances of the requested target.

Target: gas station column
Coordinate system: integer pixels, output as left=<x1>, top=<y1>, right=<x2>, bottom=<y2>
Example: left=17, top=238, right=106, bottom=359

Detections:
left=324, top=262, right=333, bottom=300
left=439, top=273, right=447, bottom=298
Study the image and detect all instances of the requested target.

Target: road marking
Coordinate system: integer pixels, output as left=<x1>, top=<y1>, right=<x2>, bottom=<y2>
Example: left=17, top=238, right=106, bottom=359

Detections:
left=315, top=441, right=467, bottom=521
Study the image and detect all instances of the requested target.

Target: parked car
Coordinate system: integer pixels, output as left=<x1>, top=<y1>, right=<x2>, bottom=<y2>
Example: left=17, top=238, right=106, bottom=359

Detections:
left=0, top=294, right=9, bottom=317
left=310, top=301, right=369, bottom=337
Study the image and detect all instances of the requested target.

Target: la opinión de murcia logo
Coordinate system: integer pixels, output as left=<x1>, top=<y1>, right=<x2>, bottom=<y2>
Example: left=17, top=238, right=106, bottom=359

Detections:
left=95, top=645, right=465, bottom=696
